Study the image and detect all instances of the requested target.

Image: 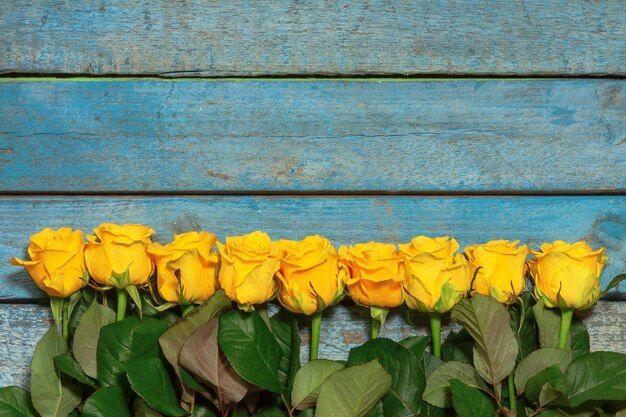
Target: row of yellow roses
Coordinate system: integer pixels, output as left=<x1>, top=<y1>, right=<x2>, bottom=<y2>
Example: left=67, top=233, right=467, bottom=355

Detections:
left=11, top=224, right=608, bottom=314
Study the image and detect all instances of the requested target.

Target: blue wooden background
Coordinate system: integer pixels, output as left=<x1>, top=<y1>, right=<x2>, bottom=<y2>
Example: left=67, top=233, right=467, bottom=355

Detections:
left=0, top=0, right=624, bottom=388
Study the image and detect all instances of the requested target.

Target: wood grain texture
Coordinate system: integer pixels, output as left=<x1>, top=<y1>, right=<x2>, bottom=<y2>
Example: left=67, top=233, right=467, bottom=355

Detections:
left=1, top=195, right=624, bottom=300
left=1, top=1, right=625, bottom=76
left=1, top=79, right=624, bottom=192
left=1, top=302, right=624, bottom=389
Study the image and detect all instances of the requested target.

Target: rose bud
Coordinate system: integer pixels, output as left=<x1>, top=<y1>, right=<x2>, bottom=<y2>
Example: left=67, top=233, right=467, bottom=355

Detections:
left=277, top=235, right=345, bottom=315
left=399, top=236, right=470, bottom=313
left=339, top=242, right=404, bottom=308
left=529, top=240, right=607, bottom=310
left=148, top=231, right=219, bottom=304
left=464, top=240, right=529, bottom=304
left=217, top=231, right=280, bottom=307
left=84, top=223, right=155, bottom=287
left=11, top=227, right=86, bottom=297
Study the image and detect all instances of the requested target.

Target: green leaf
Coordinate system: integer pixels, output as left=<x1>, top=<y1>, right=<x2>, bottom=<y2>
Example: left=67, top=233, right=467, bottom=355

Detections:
left=291, top=360, right=345, bottom=410
left=0, top=386, right=39, bottom=417
left=54, top=352, right=97, bottom=386
left=133, top=398, right=164, bottom=417
left=441, top=329, right=473, bottom=364
left=533, top=300, right=566, bottom=349
left=218, top=309, right=285, bottom=393
left=130, top=319, right=170, bottom=360
left=30, top=327, right=81, bottom=417
left=73, top=300, right=116, bottom=379
left=418, top=403, right=445, bottom=417
left=270, top=309, right=301, bottom=402
left=180, top=319, right=251, bottom=412
left=254, top=406, right=288, bottom=417
left=422, top=353, right=443, bottom=379
left=159, top=292, right=231, bottom=411
left=603, top=274, right=625, bottom=294
left=565, top=352, right=626, bottom=407
left=451, top=295, right=518, bottom=384
left=125, top=285, right=143, bottom=318
left=179, top=368, right=209, bottom=393
left=229, top=404, right=250, bottom=417
left=398, top=336, right=430, bottom=361
left=450, top=379, right=496, bottom=417
left=365, top=402, right=383, bottom=417
left=96, top=315, right=141, bottom=388
left=68, top=289, right=96, bottom=335
left=509, top=293, right=538, bottom=362
left=50, top=297, right=64, bottom=328
left=97, top=316, right=170, bottom=389
left=524, top=365, right=567, bottom=404
left=315, top=360, right=392, bottom=417
left=126, top=357, right=187, bottom=417
left=159, top=290, right=231, bottom=378
left=423, top=361, right=489, bottom=408
left=82, top=386, right=131, bottom=417
left=347, top=338, right=425, bottom=417
left=569, top=320, right=590, bottom=361
left=514, top=348, right=570, bottom=395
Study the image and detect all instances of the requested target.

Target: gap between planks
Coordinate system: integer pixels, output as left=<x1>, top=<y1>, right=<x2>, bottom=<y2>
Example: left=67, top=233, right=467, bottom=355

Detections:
left=1, top=75, right=626, bottom=82
left=0, top=190, right=624, bottom=197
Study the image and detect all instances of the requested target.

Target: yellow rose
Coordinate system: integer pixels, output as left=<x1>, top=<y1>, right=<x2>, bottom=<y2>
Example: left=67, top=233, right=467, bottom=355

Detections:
left=399, top=236, right=470, bottom=313
left=11, top=228, right=86, bottom=297
left=529, top=240, right=607, bottom=310
left=148, top=231, right=219, bottom=304
left=217, top=231, right=280, bottom=307
left=465, top=240, right=529, bottom=304
left=339, top=242, right=404, bottom=308
left=277, top=235, right=345, bottom=315
left=84, top=223, right=155, bottom=287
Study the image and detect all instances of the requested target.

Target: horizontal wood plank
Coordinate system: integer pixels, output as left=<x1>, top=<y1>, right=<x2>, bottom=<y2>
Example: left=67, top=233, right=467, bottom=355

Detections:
left=0, top=1, right=624, bottom=76
left=1, top=301, right=624, bottom=389
left=1, top=195, right=624, bottom=300
left=1, top=79, right=624, bottom=192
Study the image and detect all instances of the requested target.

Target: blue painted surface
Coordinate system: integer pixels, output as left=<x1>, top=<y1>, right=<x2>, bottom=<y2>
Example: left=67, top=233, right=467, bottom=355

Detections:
left=1, top=196, right=624, bottom=300
left=1, top=79, right=624, bottom=192
left=1, top=1, right=625, bottom=75
left=1, top=0, right=625, bottom=398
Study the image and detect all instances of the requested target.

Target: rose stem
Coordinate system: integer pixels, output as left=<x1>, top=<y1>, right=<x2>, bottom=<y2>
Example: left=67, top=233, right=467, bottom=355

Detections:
left=182, top=304, right=195, bottom=316
left=311, top=311, right=322, bottom=360
left=559, top=308, right=574, bottom=349
left=429, top=313, right=442, bottom=358
left=507, top=373, right=517, bottom=411
left=62, top=299, right=69, bottom=343
left=116, top=288, right=128, bottom=322
left=371, top=316, right=380, bottom=339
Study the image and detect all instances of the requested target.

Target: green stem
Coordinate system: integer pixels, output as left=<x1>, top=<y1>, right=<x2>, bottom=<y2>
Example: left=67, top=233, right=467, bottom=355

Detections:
left=116, top=289, right=127, bottom=322
left=182, top=304, right=195, bottom=316
left=311, top=311, right=322, bottom=360
left=371, top=316, right=380, bottom=339
left=429, top=313, right=442, bottom=359
left=62, top=299, right=69, bottom=343
left=281, top=393, right=294, bottom=417
left=507, top=373, right=517, bottom=412
left=559, top=308, right=574, bottom=349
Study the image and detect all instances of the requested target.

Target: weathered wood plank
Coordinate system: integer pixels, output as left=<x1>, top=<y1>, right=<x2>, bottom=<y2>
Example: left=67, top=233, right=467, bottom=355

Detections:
left=1, top=1, right=624, bottom=76
left=1, top=79, right=624, bottom=192
left=1, top=302, right=624, bottom=389
left=1, top=196, right=624, bottom=300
